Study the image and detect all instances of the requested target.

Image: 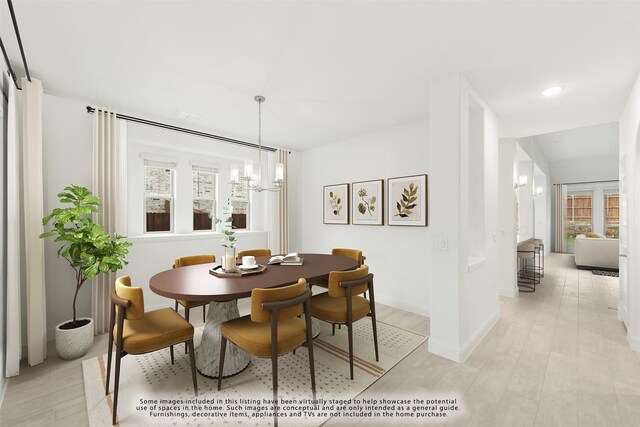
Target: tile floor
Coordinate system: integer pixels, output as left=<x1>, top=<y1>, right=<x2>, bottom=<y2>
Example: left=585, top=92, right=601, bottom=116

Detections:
left=1, top=253, right=638, bottom=427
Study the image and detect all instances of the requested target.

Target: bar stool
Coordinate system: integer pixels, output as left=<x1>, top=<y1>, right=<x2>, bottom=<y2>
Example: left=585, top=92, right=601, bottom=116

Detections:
left=523, top=240, right=544, bottom=281
left=517, top=243, right=537, bottom=292
left=532, top=238, right=544, bottom=277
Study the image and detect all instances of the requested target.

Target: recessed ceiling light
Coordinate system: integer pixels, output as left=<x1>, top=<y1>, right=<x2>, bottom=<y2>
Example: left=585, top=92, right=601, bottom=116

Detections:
left=542, top=86, right=563, bottom=97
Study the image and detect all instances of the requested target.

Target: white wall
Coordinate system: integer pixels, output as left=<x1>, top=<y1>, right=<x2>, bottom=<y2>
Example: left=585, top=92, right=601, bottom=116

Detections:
left=298, top=119, right=430, bottom=316
left=619, top=71, right=640, bottom=351
left=498, top=139, right=517, bottom=297
left=429, top=74, right=500, bottom=362
left=516, top=160, right=534, bottom=241
left=1, top=66, right=8, bottom=402
left=550, top=155, right=619, bottom=184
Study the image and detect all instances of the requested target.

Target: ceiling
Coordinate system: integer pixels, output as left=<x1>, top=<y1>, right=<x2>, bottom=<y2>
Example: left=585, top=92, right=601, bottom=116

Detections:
left=532, top=122, right=619, bottom=162
left=2, top=1, right=639, bottom=151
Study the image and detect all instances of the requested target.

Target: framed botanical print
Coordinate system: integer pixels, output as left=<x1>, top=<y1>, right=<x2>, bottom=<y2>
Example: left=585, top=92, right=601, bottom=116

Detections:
left=387, top=174, right=428, bottom=226
left=323, top=183, right=350, bottom=224
left=351, top=179, right=384, bottom=226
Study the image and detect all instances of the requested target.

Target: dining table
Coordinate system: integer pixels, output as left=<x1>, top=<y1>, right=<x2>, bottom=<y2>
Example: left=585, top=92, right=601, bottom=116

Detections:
left=149, top=253, right=358, bottom=378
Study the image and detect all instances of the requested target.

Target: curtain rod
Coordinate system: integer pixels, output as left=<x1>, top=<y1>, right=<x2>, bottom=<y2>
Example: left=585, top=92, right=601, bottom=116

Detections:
left=553, top=179, right=619, bottom=186
left=7, top=0, right=30, bottom=82
left=0, top=36, right=20, bottom=90
left=86, top=106, right=277, bottom=152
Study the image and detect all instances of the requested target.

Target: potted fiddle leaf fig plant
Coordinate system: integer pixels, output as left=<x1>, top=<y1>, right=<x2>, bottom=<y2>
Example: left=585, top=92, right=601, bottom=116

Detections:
left=40, top=185, right=132, bottom=360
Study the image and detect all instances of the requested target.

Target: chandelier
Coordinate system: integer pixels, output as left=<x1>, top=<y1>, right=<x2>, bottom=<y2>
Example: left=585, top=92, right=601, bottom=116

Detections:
left=230, top=95, right=285, bottom=192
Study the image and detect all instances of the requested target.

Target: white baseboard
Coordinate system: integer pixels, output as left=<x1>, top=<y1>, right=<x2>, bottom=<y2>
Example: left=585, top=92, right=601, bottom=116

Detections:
left=0, top=377, right=7, bottom=409
left=459, top=308, right=500, bottom=362
left=375, top=292, right=430, bottom=317
left=429, top=338, right=464, bottom=362
left=628, top=333, right=640, bottom=352
left=499, top=287, right=518, bottom=298
left=429, top=308, right=500, bottom=363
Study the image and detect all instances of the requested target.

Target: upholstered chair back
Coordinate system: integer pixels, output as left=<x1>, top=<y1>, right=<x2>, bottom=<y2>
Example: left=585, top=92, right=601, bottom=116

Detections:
left=250, top=279, right=307, bottom=323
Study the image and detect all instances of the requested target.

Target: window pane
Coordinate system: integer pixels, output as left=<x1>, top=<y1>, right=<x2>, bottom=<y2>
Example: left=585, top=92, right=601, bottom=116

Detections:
left=565, top=193, right=592, bottom=243
left=230, top=200, right=248, bottom=229
left=605, top=193, right=619, bottom=238
left=193, top=199, right=213, bottom=231
left=145, top=167, right=172, bottom=195
left=146, top=197, right=172, bottom=232
left=193, top=171, right=214, bottom=199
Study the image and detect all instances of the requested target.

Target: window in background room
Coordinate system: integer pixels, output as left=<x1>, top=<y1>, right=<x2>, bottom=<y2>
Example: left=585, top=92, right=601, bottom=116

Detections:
left=230, top=179, right=249, bottom=230
left=193, top=166, right=217, bottom=231
left=604, top=190, right=619, bottom=239
left=144, top=160, right=176, bottom=232
left=565, top=191, right=593, bottom=243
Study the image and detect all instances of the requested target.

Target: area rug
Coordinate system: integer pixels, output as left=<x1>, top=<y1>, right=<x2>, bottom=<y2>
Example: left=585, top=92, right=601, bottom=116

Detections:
left=592, top=269, right=619, bottom=277
left=83, top=320, right=427, bottom=426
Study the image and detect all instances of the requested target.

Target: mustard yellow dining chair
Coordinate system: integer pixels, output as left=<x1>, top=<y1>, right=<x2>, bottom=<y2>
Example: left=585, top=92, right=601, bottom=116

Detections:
left=237, top=248, right=272, bottom=259
left=107, top=276, right=197, bottom=425
left=310, top=265, right=378, bottom=380
left=313, top=248, right=367, bottom=335
left=218, top=279, right=315, bottom=427
left=173, top=255, right=215, bottom=324
left=331, top=248, right=364, bottom=266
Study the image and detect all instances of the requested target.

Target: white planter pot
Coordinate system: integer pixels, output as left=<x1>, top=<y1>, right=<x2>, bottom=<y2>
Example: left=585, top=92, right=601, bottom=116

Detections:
left=55, top=317, right=94, bottom=360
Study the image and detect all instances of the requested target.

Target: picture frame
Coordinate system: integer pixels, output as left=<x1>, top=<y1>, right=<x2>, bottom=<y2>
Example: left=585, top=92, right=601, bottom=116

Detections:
left=387, top=174, right=428, bottom=226
left=351, top=179, right=384, bottom=226
left=323, top=183, right=350, bottom=225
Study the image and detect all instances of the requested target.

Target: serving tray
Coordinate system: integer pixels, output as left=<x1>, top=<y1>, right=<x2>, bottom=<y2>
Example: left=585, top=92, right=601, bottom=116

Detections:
left=209, top=264, right=267, bottom=278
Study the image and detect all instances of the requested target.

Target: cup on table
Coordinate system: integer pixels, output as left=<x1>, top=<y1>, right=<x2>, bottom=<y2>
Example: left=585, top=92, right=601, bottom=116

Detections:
left=242, top=256, right=257, bottom=268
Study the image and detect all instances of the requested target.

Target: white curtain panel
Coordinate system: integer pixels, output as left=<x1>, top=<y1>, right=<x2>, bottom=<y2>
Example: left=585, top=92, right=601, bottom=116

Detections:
left=554, top=184, right=567, bottom=253
left=22, top=78, right=47, bottom=366
left=6, top=79, right=22, bottom=376
left=92, top=110, right=127, bottom=335
left=268, top=149, right=289, bottom=254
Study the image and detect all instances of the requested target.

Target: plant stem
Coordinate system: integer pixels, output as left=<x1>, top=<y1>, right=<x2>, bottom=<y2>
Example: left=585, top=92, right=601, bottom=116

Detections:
left=72, top=275, right=86, bottom=324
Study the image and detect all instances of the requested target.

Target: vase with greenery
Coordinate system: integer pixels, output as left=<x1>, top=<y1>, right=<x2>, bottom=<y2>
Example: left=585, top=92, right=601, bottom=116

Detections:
left=212, top=200, right=236, bottom=272
left=40, top=185, right=132, bottom=358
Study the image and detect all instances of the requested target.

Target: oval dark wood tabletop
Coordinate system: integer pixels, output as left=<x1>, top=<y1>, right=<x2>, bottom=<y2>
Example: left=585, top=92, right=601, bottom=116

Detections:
left=149, top=253, right=358, bottom=302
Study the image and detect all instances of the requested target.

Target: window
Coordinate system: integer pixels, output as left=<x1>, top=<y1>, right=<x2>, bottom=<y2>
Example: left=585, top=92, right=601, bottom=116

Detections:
left=230, top=179, right=249, bottom=230
left=565, top=191, right=593, bottom=243
left=144, top=160, right=176, bottom=232
left=193, top=166, right=217, bottom=231
left=604, top=190, right=619, bottom=238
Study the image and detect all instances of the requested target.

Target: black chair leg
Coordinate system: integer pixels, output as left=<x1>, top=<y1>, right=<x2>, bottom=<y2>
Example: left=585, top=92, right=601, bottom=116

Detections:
left=185, top=308, right=190, bottom=354
left=106, top=338, right=113, bottom=395
left=187, top=339, right=198, bottom=396
left=217, top=336, right=227, bottom=390
left=332, top=324, right=336, bottom=336
left=306, top=323, right=317, bottom=400
left=272, top=351, right=278, bottom=427
left=347, top=323, right=354, bottom=380
left=202, top=305, right=206, bottom=323
left=371, top=313, right=379, bottom=362
left=112, top=348, right=122, bottom=425
left=170, top=345, right=174, bottom=364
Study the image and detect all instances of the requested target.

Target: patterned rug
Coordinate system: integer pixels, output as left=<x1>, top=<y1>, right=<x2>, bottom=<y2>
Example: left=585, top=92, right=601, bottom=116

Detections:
left=592, top=269, right=619, bottom=277
left=83, top=320, right=426, bottom=426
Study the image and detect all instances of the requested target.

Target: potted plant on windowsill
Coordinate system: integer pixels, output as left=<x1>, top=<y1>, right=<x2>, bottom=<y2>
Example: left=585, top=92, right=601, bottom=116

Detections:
left=40, top=185, right=132, bottom=360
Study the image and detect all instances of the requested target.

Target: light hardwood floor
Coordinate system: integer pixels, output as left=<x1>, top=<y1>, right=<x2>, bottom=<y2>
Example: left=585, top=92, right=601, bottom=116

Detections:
left=1, top=253, right=638, bottom=426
